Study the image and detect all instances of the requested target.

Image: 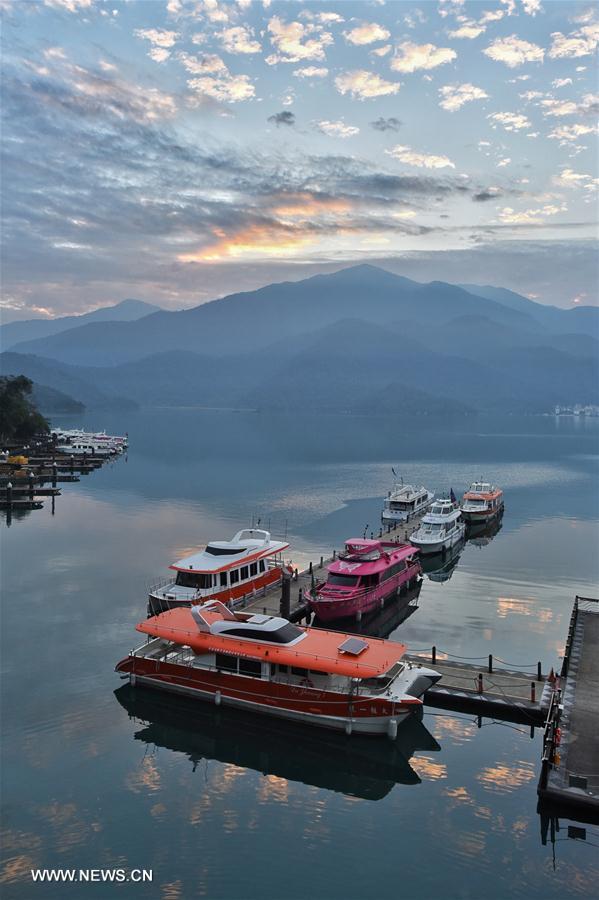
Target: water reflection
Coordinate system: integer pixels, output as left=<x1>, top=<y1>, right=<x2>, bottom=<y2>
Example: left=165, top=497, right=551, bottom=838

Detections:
left=313, top=582, right=422, bottom=638
left=420, top=540, right=465, bottom=584
left=467, top=514, right=504, bottom=548
left=115, top=686, right=441, bottom=802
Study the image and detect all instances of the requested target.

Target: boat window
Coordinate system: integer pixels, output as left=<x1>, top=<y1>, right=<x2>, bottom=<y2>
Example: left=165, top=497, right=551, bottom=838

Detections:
left=175, top=571, right=213, bottom=589
left=230, top=569, right=239, bottom=585
left=250, top=562, right=258, bottom=577
left=240, top=566, right=249, bottom=581
left=205, top=546, right=246, bottom=556
left=259, top=560, right=266, bottom=573
left=327, top=573, right=359, bottom=587
left=220, top=571, right=228, bottom=587
left=215, top=652, right=238, bottom=673
left=291, top=666, right=308, bottom=678
left=361, top=573, right=379, bottom=587
left=239, top=658, right=262, bottom=677
left=380, top=561, right=406, bottom=581
left=221, top=623, right=303, bottom=644
left=277, top=664, right=289, bottom=673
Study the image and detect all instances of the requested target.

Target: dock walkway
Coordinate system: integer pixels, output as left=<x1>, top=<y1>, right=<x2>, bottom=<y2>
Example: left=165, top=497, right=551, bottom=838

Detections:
left=538, top=596, right=599, bottom=815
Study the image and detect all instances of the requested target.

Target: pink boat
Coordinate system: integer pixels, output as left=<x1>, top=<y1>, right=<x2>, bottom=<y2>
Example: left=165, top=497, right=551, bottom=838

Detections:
left=305, top=539, right=422, bottom=623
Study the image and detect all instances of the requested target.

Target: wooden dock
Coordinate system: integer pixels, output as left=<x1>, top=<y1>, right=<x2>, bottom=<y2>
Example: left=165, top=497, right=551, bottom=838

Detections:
left=538, top=596, right=599, bottom=817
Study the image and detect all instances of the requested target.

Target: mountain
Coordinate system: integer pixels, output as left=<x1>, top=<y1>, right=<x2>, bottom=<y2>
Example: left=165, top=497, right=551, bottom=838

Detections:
left=8, top=265, right=543, bottom=367
left=459, top=283, right=598, bottom=335
left=31, top=383, right=85, bottom=415
left=0, top=299, right=162, bottom=350
left=0, top=353, right=138, bottom=411
left=2, top=266, right=596, bottom=415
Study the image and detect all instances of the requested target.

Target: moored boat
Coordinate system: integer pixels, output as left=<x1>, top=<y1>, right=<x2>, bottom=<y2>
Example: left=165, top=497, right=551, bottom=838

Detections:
left=382, top=482, right=434, bottom=524
left=409, top=498, right=465, bottom=555
left=305, top=538, right=421, bottom=623
left=115, top=600, right=441, bottom=738
left=148, top=528, right=291, bottom=616
left=461, top=481, right=504, bottom=523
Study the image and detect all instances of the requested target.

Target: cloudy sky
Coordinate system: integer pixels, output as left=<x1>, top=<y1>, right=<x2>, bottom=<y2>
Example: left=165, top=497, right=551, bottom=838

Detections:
left=1, top=0, right=597, bottom=320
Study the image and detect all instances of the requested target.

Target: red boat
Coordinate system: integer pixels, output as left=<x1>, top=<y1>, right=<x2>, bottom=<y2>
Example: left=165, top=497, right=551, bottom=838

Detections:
left=304, top=539, right=421, bottom=623
left=115, top=600, right=440, bottom=738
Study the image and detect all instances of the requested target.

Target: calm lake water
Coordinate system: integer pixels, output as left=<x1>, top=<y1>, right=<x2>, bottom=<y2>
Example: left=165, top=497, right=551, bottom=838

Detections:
left=2, top=412, right=598, bottom=899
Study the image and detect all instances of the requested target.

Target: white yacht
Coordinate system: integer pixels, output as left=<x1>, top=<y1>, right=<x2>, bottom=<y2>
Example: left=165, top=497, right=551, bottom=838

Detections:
left=409, top=499, right=465, bottom=555
left=382, top=483, right=434, bottom=524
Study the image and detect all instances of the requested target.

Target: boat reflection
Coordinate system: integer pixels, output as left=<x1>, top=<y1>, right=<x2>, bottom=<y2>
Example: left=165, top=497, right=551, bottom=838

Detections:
left=342, top=580, right=422, bottom=639
left=115, top=683, right=441, bottom=802
left=419, top=539, right=465, bottom=583
left=466, top=513, right=503, bottom=548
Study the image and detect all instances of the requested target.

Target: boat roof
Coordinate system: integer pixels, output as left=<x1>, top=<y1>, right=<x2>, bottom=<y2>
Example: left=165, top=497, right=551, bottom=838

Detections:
left=136, top=606, right=407, bottom=678
left=170, top=529, right=290, bottom=574
left=330, top=540, right=417, bottom=574
left=389, top=484, right=430, bottom=500
left=464, top=482, right=502, bottom=499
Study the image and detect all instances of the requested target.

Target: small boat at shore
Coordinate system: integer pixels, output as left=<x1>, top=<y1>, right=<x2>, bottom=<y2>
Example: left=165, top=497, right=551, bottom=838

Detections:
left=410, top=498, right=465, bottom=555
left=148, top=528, right=290, bottom=616
left=382, top=482, right=434, bottom=524
left=305, top=538, right=421, bottom=623
left=461, top=481, right=504, bottom=523
left=115, top=600, right=440, bottom=738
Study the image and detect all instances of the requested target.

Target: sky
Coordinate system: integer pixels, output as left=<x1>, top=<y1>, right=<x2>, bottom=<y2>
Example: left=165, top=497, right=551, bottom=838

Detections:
left=1, top=0, right=598, bottom=321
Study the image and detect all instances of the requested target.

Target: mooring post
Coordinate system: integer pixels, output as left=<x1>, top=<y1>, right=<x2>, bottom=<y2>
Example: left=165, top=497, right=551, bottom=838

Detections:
left=478, top=673, right=483, bottom=694
left=319, top=556, right=323, bottom=568
left=309, top=561, right=313, bottom=575
left=332, top=549, right=336, bottom=559
left=488, top=654, right=493, bottom=674
left=432, top=645, right=436, bottom=665
left=280, top=572, right=291, bottom=619
left=28, top=471, right=34, bottom=499
left=477, top=715, right=482, bottom=729
left=70, top=455, right=74, bottom=473
left=6, top=482, right=13, bottom=508
left=531, top=681, right=536, bottom=703
left=537, top=661, right=542, bottom=681
left=52, top=462, right=57, bottom=487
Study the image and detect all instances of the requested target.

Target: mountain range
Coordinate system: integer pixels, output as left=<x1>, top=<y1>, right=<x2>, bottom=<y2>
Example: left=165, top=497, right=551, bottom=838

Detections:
left=0, top=298, right=161, bottom=351
left=1, top=265, right=597, bottom=416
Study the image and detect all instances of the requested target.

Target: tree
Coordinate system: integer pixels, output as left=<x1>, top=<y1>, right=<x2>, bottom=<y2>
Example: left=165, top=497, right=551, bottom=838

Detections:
left=0, top=375, right=50, bottom=443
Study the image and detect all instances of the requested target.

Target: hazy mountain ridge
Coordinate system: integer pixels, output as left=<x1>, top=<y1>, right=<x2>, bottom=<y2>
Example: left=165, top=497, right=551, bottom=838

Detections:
left=2, top=266, right=597, bottom=415
left=0, top=299, right=161, bottom=350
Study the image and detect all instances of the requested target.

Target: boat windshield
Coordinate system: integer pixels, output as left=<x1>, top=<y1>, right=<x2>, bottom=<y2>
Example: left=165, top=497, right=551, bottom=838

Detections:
left=466, top=498, right=487, bottom=508
left=421, top=523, right=443, bottom=534
left=175, top=571, right=213, bottom=588
left=430, top=504, right=448, bottom=515
left=327, top=573, right=359, bottom=587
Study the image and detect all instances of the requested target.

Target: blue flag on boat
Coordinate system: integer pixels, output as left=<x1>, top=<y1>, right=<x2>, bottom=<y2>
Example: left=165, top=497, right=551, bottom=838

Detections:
left=450, top=487, right=457, bottom=504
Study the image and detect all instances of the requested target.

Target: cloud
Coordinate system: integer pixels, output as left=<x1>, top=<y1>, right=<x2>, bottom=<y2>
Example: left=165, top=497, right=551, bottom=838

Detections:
left=497, top=157, right=511, bottom=168
left=438, top=83, right=488, bottom=111
left=292, top=66, right=328, bottom=78
left=370, top=44, right=392, bottom=57
left=552, top=78, right=573, bottom=88
left=134, top=28, right=180, bottom=62
left=315, top=119, right=359, bottom=138
left=386, top=144, right=455, bottom=169
left=555, top=168, right=598, bottom=191
left=335, top=70, right=401, bottom=99
left=267, top=17, right=333, bottom=64
left=540, top=94, right=598, bottom=118
left=522, top=0, right=542, bottom=15
left=548, top=123, right=598, bottom=143
left=449, top=21, right=486, bottom=40
left=42, top=0, right=92, bottom=10
left=498, top=204, right=566, bottom=224
left=483, top=35, right=544, bottom=67
left=218, top=26, right=261, bottom=54
left=391, top=41, right=457, bottom=73
left=473, top=188, right=502, bottom=201
left=268, top=111, right=295, bottom=127
left=370, top=116, right=401, bottom=132
left=188, top=69, right=255, bottom=103
left=343, top=22, right=390, bottom=45
left=488, top=111, right=531, bottom=131
left=177, top=52, right=227, bottom=74
left=549, top=23, right=599, bottom=58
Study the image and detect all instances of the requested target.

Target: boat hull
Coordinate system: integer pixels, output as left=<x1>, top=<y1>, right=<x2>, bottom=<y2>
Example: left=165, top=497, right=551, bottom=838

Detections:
left=410, top=524, right=466, bottom=555
left=461, top=502, right=504, bottom=524
left=307, top=561, right=421, bottom=623
left=115, top=656, right=422, bottom=737
left=148, top=567, right=283, bottom=616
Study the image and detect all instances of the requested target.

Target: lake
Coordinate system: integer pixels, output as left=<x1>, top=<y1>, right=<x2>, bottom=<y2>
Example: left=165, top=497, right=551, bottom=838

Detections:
left=1, top=411, right=598, bottom=899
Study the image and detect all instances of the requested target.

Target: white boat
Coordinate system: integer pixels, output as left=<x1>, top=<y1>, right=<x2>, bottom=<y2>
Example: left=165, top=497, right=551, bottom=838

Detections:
left=382, top=483, right=434, bottom=524
left=409, top=499, right=465, bottom=555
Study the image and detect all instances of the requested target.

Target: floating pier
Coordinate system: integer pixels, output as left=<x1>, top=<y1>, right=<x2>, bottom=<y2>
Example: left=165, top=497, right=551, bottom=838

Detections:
left=538, top=596, right=599, bottom=817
